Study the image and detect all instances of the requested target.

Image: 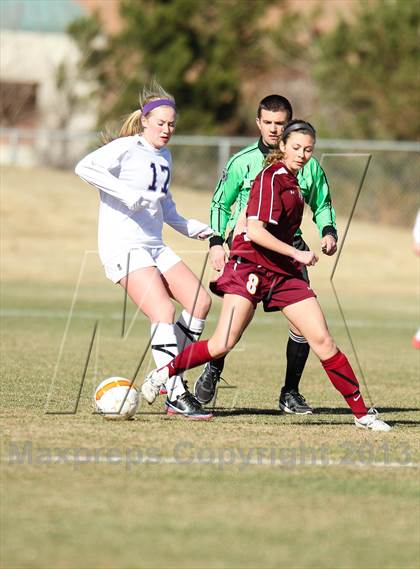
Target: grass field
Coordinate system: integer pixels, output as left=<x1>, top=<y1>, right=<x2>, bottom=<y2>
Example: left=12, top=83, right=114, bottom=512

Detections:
left=1, top=166, right=419, bottom=569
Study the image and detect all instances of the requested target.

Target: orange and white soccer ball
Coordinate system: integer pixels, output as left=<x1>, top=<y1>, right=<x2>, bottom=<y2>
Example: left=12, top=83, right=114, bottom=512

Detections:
left=94, top=377, right=140, bottom=420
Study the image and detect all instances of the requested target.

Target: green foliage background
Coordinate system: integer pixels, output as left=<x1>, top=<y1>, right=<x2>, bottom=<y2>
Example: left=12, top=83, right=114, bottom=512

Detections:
left=68, top=0, right=420, bottom=139
left=69, top=0, right=271, bottom=133
left=314, top=0, right=420, bottom=140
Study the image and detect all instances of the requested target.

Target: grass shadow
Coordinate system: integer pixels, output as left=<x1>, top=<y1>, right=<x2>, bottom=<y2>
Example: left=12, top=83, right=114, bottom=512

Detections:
left=315, top=406, right=420, bottom=415
left=211, top=406, right=420, bottom=420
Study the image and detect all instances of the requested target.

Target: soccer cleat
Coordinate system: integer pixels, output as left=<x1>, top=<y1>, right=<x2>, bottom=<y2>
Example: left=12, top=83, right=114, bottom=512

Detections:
left=166, top=391, right=213, bottom=420
left=354, top=409, right=392, bottom=432
left=159, top=386, right=168, bottom=395
left=412, top=334, right=420, bottom=349
left=141, top=367, right=169, bottom=404
left=193, top=363, right=222, bottom=405
left=279, top=388, right=313, bottom=415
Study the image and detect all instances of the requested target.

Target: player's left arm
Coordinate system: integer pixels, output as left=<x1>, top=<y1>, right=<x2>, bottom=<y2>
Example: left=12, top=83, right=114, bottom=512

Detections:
left=298, top=157, right=338, bottom=256
left=162, top=191, right=213, bottom=240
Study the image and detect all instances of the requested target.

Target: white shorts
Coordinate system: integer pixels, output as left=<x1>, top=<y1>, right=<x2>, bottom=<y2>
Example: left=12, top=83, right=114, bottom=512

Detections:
left=103, top=245, right=182, bottom=283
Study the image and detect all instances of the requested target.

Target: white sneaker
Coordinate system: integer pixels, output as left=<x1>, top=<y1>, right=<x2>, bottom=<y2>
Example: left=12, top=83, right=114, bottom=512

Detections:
left=142, top=367, right=169, bottom=404
left=354, top=409, right=392, bottom=432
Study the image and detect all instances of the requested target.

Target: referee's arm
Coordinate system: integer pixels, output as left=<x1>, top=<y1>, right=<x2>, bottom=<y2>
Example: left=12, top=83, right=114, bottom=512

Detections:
left=209, top=163, right=243, bottom=269
left=303, top=159, right=338, bottom=255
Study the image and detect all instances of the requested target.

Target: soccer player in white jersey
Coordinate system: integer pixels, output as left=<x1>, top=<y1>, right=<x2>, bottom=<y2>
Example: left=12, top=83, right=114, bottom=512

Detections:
left=75, top=81, right=213, bottom=419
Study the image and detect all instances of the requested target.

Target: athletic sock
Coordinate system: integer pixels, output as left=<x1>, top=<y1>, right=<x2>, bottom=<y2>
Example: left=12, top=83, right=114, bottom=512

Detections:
left=165, top=340, right=212, bottom=378
left=321, top=350, right=368, bottom=418
left=283, top=331, right=310, bottom=392
left=175, top=310, right=206, bottom=351
left=150, top=322, right=185, bottom=401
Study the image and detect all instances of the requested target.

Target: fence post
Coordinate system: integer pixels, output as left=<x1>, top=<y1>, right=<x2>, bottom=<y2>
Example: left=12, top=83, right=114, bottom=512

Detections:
left=9, top=128, right=19, bottom=165
left=218, top=138, right=231, bottom=178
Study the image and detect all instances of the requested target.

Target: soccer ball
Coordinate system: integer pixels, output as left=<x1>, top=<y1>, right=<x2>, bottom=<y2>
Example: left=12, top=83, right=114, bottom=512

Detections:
left=94, top=377, right=140, bottom=420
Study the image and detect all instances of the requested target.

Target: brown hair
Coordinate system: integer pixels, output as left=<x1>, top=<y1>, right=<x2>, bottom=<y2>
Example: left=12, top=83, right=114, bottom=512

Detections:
left=264, top=119, right=316, bottom=166
left=257, top=94, right=293, bottom=121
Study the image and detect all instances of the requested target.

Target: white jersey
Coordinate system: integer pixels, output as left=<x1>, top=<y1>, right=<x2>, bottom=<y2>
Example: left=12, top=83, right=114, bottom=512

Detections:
left=75, top=134, right=210, bottom=265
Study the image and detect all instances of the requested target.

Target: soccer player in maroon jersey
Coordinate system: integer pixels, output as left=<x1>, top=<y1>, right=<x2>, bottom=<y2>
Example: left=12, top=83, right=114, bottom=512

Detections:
left=142, top=120, right=391, bottom=431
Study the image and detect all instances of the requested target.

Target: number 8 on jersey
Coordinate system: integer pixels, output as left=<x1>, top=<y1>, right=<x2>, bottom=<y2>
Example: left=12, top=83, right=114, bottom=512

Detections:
left=246, top=273, right=259, bottom=295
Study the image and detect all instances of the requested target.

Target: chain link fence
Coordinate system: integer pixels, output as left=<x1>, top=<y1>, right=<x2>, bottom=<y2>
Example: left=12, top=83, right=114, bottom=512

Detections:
left=1, top=128, right=418, bottom=226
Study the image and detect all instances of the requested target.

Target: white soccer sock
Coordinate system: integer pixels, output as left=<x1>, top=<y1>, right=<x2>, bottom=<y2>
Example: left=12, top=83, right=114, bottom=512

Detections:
left=175, top=310, right=206, bottom=352
left=150, top=322, right=185, bottom=401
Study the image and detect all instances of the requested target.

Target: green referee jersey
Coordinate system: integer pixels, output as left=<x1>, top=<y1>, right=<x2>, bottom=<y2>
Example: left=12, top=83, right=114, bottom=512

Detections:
left=210, top=139, right=337, bottom=240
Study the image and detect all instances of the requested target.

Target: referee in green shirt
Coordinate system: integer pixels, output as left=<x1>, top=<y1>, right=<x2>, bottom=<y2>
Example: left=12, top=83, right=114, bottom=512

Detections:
left=194, top=95, right=338, bottom=414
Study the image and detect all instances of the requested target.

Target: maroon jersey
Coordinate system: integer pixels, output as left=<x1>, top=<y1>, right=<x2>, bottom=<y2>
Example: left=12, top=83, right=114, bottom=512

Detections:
left=231, top=161, right=305, bottom=276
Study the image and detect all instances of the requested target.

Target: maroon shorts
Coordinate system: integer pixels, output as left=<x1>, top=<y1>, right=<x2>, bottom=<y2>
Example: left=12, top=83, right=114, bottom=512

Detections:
left=209, top=257, right=316, bottom=312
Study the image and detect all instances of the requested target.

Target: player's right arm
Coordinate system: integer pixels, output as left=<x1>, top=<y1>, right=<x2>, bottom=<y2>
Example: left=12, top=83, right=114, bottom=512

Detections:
left=75, top=138, right=144, bottom=211
left=208, top=156, right=244, bottom=270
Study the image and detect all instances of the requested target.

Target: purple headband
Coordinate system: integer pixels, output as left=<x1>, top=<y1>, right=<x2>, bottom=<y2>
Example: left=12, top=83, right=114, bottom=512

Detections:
left=142, top=98, right=176, bottom=115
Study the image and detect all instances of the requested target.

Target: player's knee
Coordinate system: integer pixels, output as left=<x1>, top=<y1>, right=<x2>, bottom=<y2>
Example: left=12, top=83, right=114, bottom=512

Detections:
left=189, top=290, right=212, bottom=319
left=314, top=333, right=336, bottom=356
left=197, top=291, right=212, bottom=317
left=149, top=302, right=176, bottom=323
left=289, top=324, right=303, bottom=336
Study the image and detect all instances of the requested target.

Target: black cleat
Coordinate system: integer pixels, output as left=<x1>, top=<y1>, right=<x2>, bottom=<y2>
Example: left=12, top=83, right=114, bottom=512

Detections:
left=279, top=388, right=313, bottom=415
left=166, top=391, right=213, bottom=420
left=193, top=363, right=221, bottom=405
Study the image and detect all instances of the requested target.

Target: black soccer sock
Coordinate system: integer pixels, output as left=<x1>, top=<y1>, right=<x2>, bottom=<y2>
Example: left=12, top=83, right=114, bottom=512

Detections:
left=283, top=331, right=310, bottom=392
left=210, top=355, right=225, bottom=374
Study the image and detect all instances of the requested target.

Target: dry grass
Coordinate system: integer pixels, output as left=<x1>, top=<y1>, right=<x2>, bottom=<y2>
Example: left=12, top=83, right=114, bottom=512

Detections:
left=1, top=166, right=419, bottom=569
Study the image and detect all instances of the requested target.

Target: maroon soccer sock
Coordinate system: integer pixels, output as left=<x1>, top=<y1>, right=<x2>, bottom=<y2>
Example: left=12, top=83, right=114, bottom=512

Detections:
left=165, top=340, right=212, bottom=378
left=321, top=351, right=368, bottom=418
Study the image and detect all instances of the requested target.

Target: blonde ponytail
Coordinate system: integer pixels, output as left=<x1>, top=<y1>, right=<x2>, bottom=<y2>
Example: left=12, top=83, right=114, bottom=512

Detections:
left=119, top=110, right=142, bottom=138
left=101, top=110, right=142, bottom=144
